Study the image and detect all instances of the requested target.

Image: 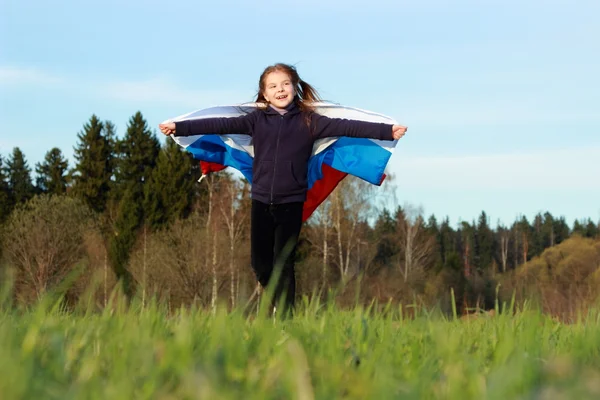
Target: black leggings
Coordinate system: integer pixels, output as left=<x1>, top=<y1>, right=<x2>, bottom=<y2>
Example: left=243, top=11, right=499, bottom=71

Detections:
left=251, top=199, right=303, bottom=311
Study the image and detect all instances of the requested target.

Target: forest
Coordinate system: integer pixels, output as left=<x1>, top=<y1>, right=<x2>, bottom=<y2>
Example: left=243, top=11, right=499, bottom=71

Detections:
left=1, top=112, right=599, bottom=320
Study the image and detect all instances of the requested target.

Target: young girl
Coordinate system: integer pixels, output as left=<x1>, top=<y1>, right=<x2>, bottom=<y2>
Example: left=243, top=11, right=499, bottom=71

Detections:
left=159, top=63, right=407, bottom=314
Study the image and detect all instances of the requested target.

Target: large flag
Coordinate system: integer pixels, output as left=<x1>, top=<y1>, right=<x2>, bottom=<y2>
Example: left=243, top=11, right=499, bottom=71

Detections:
left=166, top=102, right=398, bottom=221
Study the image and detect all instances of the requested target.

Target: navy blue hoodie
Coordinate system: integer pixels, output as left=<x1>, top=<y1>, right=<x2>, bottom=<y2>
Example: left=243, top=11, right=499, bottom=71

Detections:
left=174, top=103, right=394, bottom=205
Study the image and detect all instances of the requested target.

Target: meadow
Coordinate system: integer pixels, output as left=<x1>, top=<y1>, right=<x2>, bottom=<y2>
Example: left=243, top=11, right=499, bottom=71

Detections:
left=2, top=286, right=600, bottom=400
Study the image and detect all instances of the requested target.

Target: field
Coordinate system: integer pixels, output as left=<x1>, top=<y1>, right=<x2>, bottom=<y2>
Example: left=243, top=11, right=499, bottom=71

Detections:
left=2, top=292, right=600, bottom=400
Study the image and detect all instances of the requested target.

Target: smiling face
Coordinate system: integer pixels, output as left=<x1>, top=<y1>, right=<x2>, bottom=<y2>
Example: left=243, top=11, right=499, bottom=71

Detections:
left=262, top=70, right=296, bottom=108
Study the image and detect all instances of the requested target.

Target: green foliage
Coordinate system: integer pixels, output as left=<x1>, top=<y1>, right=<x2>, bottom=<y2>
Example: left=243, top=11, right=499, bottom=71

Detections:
left=371, top=208, right=398, bottom=267
left=108, top=111, right=160, bottom=296
left=475, top=211, right=495, bottom=272
left=0, top=156, right=11, bottom=223
left=573, top=218, right=599, bottom=238
left=6, top=147, right=34, bottom=205
left=70, top=115, right=114, bottom=213
left=113, top=111, right=159, bottom=192
left=143, top=138, right=194, bottom=229
left=108, top=186, right=142, bottom=295
left=35, top=147, right=69, bottom=195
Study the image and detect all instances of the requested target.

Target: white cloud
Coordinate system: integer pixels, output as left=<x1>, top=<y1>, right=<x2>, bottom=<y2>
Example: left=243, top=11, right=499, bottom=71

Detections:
left=97, top=77, right=250, bottom=108
left=390, top=146, right=600, bottom=190
left=399, top=103, right=600, bottom=127
left=0, top=65, right=251, bottom=109
left=0, top=66, right=63, bottom=86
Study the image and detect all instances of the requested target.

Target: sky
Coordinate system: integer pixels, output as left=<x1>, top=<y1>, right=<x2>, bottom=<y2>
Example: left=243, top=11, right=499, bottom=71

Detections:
left=1, top=0, right=599, bottom=227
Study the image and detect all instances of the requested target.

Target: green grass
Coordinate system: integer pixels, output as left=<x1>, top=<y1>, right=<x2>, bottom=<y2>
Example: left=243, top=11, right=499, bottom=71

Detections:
left=2, top=294, right=600, bottom=399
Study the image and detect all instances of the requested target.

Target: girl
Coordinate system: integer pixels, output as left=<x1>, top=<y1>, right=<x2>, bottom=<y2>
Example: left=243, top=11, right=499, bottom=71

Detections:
left=159, top=63, right=407, bottom=314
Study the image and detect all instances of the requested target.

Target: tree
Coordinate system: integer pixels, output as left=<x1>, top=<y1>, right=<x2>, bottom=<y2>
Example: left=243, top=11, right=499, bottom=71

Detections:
left=35, top=147, right=69, bottom=195
left=541, top=212, right=556, bottom=248
left=439, top=217, right=458, bottom=270
left=572, top=219, right=584, bottom=236
left=108, top=185, right=141, bottom=294
left=3, top=195, right=95, bottom=300
left=497, top=223, right=510, bottom=273
left=113, top=112, right=160, bottom=191
left=109, top=112, right=160, bottom=294
left=396, top=204, right=435, bottom=282
left=144, top=138, right=194, bottom=229
left=513, top=216, right=532, bottom=265
left=71, top=115, right=114, bottom=213
left=6, top=147, right=34, bottom=205
left=553, top=216, right=570, bottom=245
left=475, top=211, right=495, bottom=272
left=458, top=221, right=475, bottom=277
left=0, top=156, right=11, bottom=222
left=530, top=213, right=545, bottom=258
left=371, top=208, right=398, bottom=269
left=329, top=176, right=379, bottom=281
left=312, top=196, right=334, bottom=283
left=217, top=176, right=251, bottom=308
left=585, top=219, right=599, bottom=238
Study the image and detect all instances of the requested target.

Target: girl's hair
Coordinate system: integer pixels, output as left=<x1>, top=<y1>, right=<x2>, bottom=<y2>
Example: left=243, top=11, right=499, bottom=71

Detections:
left=255, top=63, right=322, bottom=113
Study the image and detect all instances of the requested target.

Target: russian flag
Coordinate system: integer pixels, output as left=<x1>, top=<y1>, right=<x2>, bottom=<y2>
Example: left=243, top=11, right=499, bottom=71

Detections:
left=167, top=102, right=398, bottom=221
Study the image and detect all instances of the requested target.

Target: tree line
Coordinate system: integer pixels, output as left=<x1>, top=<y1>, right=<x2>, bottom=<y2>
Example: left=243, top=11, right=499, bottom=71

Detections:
left=1, top=111, right=599, bottom=315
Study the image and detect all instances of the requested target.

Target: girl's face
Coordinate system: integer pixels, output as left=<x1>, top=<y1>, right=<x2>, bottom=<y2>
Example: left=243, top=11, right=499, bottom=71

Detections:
left=263, top=70, right=295, bottom=108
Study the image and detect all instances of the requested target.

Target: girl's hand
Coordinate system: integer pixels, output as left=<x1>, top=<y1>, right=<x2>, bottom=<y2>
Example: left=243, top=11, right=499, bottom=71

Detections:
left=392, top=125, right=407, bottom=140
left=159, top=122, right=176, bottom=136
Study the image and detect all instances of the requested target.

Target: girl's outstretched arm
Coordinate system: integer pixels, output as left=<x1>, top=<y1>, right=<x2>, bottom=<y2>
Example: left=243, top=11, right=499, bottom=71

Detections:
left=311, top=114, right=407, bottom=141
left=159, top=112, right=257, bottom=137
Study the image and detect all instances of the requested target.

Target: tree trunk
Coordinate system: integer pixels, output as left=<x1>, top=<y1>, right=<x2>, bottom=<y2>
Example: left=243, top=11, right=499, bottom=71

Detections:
left=404, top=223, right=414, bottom=282
left=334, top=194, right=345, bottom=280
left=322, top=221, right=328, bottom=283
left=463, top=239, right=471, bottom=278
left=206, top=177, right=218, bottom=312
left=229, top=185, right=237, bottom=309
left=522, top=232, right=529, bottom=264
left=104, top=247, right=108, bottom=308
left=142, top=225, right=147, bottom=309
left=500, top=233, right=508, bottom=273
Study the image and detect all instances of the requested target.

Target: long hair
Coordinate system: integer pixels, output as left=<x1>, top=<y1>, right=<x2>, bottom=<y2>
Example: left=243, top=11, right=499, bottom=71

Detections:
left=255, top=63, right=322, bottom=114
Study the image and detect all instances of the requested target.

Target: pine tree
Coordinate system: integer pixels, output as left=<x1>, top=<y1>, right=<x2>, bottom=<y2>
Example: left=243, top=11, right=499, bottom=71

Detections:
left=109, top=111, right=160, bottom=294
left=0, top=155, right=12, bottom=222
left=474, top=211, right=495, bottom=272
left=6, top=147, right=34, bottom=205
left=108, top=185, right=141, bottom=294
left=541, top=212, right=556, bottom=248
left=553, top=216, right=570, bottom=244
left=439, top=217, right=458, bottom=270
left=35, top=147, right=69, bottom=195
left=529, top=213, right=545, bottom=258
left=113, top=112, right=160, bottom=191
left=372, top=208, right=398, bottom=267
left=426, top=214, right=443, bottom=269
left=515, top=216, right=532, bottom=265
left=71, top=115, right=114, bottom=213
left=572, top=219, right=586, bottom=237
left=496, top=223, right=511, bottom=272
left=458, top=221, right=475, bottom=277
left=585, top=219, right=599, bottom=238
left=144, top=138, right=194, bottom=229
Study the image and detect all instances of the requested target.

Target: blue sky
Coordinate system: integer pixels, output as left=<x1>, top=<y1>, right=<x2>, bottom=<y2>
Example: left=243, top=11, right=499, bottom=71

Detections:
left=1, top=0, right=599, bottom=226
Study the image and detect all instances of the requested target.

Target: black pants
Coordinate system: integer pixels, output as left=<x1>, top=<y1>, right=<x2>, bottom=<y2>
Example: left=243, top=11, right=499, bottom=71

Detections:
left=251, top=199, right=303, bottom=311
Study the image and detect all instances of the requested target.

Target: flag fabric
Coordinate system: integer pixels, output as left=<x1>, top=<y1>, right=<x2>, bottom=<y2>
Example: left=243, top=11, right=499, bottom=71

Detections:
left=167, top=102, right=398, bottom=221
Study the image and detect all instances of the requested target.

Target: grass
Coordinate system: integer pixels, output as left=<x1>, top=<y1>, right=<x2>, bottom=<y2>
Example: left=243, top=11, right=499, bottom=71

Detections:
left=1, top=291, right=600, bottom=399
